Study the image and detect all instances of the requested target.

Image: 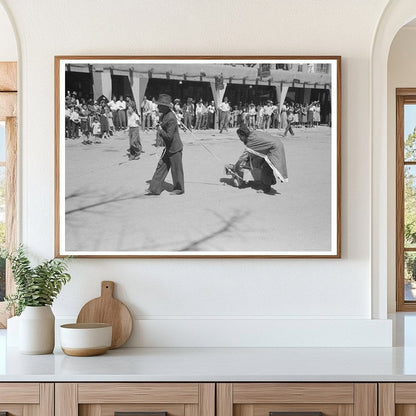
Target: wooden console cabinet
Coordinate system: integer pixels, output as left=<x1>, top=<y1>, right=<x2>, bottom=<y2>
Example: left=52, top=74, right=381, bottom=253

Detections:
left=3, top=381, right=416, bottom=416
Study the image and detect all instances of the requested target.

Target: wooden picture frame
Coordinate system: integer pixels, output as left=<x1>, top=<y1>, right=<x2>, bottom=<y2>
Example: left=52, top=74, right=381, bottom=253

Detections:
left=55, top=56, right=341, bottom=258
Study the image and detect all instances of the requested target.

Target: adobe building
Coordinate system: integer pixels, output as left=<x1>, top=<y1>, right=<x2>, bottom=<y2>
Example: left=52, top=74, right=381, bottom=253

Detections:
left=65, top=62, right=332, bottom=123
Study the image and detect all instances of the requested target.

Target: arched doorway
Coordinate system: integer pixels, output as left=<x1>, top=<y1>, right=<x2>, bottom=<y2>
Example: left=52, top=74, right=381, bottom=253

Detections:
left=371, top=1, right=416, bottom=319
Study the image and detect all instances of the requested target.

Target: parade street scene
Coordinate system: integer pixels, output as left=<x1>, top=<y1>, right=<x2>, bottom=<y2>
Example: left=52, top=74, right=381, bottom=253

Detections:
left=61, top=60, right=335, bottom=255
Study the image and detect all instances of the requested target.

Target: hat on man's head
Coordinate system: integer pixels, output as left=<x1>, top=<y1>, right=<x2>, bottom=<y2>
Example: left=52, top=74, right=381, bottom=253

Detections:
left=156, top=94, right=172, bottom=107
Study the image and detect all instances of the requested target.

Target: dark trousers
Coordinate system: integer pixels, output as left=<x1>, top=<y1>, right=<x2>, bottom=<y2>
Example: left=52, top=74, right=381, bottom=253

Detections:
left=208, top=112, right=214, bottom=129
left=284, top=122, right=294, bottom=136
left=195, top=113, right=203, bottom=129
left=219, top=110, right=229, bottom=132
left=148, top=150, right=184, bottom=195
left=129, top=127, right=142, bottom=157
left=201, top=113, right=208, bottom=129
left=119, top=110, right=127, bottom=129
left=143, top=113, right=152, bottom=130
left=112, top=111, right=119, bottom=130
left=184, top=113, right=193, bottom=129
left=70, top=121, right=79, bottom=138
left=65, top=116, right=70, bottom=137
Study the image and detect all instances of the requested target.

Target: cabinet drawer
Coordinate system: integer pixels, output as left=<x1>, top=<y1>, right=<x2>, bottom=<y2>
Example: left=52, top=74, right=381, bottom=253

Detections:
left=0, top=383, right=39, bottom=403
left=78, top=383, right=200, bottom=404
left=56, top=383, right=215, bottom=416
left=217, top=383, right=376, bottom=416
left=0, top=383, right=53, bottom=416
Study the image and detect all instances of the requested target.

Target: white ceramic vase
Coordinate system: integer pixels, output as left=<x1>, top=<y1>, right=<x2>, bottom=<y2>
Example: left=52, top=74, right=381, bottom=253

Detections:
left=19, top=306, right=55, bottom=354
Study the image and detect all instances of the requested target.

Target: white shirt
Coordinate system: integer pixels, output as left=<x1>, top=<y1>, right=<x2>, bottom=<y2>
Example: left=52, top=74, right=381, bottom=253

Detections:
left=218, top=102, right=230, bottom=112
left=108, top=100, right=118, bottom=111
left=117, top=100, right=126, bottom=111
left=264, top=105, right=274, bottom=116
left=128, top=112, right=141, bottom=128
left=70, top=111, right=80, bottom=122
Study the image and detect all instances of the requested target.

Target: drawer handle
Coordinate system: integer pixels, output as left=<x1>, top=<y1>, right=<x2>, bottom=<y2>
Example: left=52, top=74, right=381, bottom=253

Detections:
left=270, top=413, right=323, bottom=416
left=115, top=413, right=168, bottom=416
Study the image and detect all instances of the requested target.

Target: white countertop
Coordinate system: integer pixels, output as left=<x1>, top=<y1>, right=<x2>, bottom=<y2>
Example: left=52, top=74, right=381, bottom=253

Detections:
left=2, top=313, right=416, bottom=382
left=2, top=346, right=416, bottom=382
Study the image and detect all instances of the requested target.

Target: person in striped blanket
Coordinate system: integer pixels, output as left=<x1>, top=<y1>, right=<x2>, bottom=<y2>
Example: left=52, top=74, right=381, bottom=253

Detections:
left=226, top=124, right=288, bottom=194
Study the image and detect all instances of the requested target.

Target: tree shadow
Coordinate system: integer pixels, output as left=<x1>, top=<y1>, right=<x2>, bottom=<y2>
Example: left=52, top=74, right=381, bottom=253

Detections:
left=180, top=210, right=247, bottom=251
left=66, top=177, right=180, bottom=215
left=65, top=191, right=143, bottom=215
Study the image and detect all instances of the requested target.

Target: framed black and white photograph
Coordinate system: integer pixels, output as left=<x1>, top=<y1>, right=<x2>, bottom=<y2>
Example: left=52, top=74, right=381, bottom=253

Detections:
left=55, top=56, right=341, bottom=258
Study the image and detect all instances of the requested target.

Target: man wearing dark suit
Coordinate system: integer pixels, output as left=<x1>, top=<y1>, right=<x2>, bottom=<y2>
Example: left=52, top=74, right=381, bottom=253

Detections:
left=146, top=94, right=185, bottom=195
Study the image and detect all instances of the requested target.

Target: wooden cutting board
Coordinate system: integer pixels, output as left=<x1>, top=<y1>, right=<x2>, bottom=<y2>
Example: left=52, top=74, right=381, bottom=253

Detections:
left=76, top=281, right=133, bottom=349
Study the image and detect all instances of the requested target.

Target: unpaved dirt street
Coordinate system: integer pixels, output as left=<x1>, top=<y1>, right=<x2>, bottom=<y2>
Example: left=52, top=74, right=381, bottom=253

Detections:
left=64, top=126, right=332, bottom=253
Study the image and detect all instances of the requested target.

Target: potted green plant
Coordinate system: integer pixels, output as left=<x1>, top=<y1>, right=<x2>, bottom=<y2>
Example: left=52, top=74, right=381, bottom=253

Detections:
left=4, top=246, right=71, bottom=354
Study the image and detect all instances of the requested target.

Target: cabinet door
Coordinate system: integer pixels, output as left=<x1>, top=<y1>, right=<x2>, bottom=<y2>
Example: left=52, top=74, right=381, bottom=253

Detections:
left=217, top=383, right=377, bottom=416
left=379, top=383, right=416, bottom=416
left=0, top=383, right=53, bottom=416
left=55, top=383, right=215, bottom=416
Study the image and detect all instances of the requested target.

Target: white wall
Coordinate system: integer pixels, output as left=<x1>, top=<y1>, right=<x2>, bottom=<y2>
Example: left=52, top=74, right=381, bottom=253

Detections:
left=387, top=26, right=416, bottom=312
left=0, top=3, right=16, bottom=61
left=0, top=0, right=393, bottom=347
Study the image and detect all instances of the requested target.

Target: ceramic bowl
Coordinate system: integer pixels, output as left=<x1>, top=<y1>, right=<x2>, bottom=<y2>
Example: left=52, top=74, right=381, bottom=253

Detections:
left=60, top=323, right=112, bottom=356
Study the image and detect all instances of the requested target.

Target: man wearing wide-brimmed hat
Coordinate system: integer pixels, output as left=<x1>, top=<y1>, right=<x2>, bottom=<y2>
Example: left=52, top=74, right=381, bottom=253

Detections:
left=146, top=94, right=185, bottom=195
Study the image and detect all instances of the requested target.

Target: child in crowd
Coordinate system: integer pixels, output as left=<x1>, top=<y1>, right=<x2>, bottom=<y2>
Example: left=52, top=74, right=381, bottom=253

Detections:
left=91, top=116, right=102, bottom=143
left=69, top=107, right=81, bottom=139
left=80, top=104, right=91, bottom=144
left=127, top=106, right=142, bottom=160
left=257, top=104, right=264, bottom=129
left=241, top=107, right=248, bottom=127
left=248, top=103, right=256, bottom=128
left=231, top=106, right=239, bottom=128
left=105, top=106, right=115, bottom=135
left=100, top=108, right=110, bottom=140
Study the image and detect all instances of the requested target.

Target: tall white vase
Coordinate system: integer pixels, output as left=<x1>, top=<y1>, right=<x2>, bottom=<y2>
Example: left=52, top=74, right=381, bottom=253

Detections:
left=19, top=306, right=55, bottom=354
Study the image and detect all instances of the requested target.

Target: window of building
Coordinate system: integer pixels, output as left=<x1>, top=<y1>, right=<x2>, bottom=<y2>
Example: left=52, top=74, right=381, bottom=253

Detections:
left=396, top=89, right=416, bottom=311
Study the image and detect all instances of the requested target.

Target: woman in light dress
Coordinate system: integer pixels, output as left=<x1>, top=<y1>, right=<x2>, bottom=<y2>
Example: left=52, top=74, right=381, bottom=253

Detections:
left=313, top=102, right=321, bottom=126
left=280, top=102, right=288, bottom=131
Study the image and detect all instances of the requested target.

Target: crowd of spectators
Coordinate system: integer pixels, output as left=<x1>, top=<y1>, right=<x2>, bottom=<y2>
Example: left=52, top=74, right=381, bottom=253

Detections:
left=65, top=89, right=324, bottom=143
left=65, top=91, right=136, bottom=144
left=141, top=96, right=323, bottom=133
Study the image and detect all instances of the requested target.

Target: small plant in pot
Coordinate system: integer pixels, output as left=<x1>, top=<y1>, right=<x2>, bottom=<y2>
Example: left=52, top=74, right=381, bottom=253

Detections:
left=4, top=246, right=71, bottom=354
